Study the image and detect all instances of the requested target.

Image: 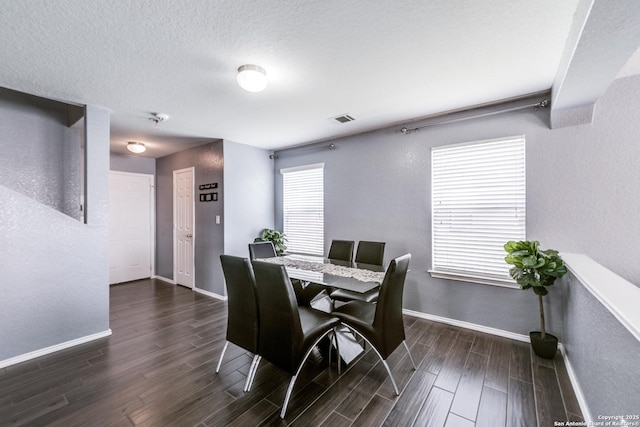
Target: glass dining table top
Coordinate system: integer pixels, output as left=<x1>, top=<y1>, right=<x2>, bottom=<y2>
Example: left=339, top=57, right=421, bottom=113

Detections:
left=257, top=254, right=384, bottom=294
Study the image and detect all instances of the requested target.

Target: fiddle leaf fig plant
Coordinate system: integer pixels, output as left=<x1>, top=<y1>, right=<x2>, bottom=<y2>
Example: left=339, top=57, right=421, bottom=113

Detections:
left=254, top=228, right=287, bottom=256
left=504, top=240, right=568, bottom=338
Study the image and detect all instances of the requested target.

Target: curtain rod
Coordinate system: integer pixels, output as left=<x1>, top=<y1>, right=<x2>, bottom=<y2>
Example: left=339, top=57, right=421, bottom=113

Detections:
left=400, top=98, right=550, bottom=134
left=270, top=143, right=335, bottom=159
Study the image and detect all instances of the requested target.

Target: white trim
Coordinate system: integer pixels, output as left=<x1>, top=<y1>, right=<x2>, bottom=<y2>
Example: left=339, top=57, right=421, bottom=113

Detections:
left=0, top=329, right=112, bottom=369
left=109, top=170, right=156, bottom=280
left=428, top=270, right=519, bottom=289
left=402, top=308, right=594, bottom=422
left=194, top=287, right=227, bottom=301
left=279, top=163, right=324, bottom=174
left=173, top=167, right=196, bottom=289
left=558, top=344, right=592, bottom=423
left=154, top=276, right=226, bottom=300
left=431, top=134, right=526, bottom=152
left=562, top=253, right=640, bottom=342
left=153, top=275, right=176, bottom=285
left=402, top=309, right=530, bottom=343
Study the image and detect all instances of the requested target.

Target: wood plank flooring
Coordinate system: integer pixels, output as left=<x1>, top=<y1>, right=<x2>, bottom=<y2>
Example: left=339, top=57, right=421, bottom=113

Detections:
left=0, top=279, right=584, bottom=426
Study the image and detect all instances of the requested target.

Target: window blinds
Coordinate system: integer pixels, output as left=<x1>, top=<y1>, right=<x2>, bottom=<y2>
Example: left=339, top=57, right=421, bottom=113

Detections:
left=281, top=164, right=324, bottom=256
left=431, top=136, right=525, bottom=285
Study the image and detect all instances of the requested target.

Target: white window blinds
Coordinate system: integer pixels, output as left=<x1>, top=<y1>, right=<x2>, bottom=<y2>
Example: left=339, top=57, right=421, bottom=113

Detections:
left=281, top=164, right=324, bottom=256
left=431, top=136, right=526, bottom=285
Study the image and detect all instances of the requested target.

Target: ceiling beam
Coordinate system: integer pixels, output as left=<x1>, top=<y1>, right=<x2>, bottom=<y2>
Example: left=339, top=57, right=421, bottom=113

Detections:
left=550, top=0, right=640, bottom=128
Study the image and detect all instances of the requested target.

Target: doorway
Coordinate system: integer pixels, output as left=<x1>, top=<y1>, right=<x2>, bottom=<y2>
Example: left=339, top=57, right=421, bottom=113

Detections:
left=108, top=171, right=155, bottom=285
left=173, top=167, right=195, bottom=288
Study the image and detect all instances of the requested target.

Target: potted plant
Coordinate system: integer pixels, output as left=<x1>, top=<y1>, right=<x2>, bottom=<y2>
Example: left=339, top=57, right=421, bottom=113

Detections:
left=254, top=228, right=287, bottom=256
left=504, top=240, right=568, bottom=359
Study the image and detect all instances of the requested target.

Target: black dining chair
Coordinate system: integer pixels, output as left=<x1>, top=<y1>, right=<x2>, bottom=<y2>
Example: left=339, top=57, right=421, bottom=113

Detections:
left=327, top=239, right=355, bottom=263
left=249, top=241, right=323, bottom=307
left=248, top=241, right=277, bottom=260
left=331, top=254, right=415, bottom=396
left=251, top=260, right=341, bottom=419
left=355, top=240, right=386, bottom=265
left=331, top=240, right=386, bottom=304
left=217, top=255, right=260, bottom=392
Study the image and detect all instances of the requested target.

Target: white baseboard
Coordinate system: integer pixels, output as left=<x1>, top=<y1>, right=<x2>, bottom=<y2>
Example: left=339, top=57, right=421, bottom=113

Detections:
left=403, top=309, right=592, bottom=422
left=0, top=329, right=112, bottom=369
left=194, top=287, right=227, bottom=301
left=558, top=344, right=592, bottom=423
left=403, top=308, right=530, bottom=343
left=152, top=276, right=226, bottom=301
left=152, top=275, right=176, bottom=285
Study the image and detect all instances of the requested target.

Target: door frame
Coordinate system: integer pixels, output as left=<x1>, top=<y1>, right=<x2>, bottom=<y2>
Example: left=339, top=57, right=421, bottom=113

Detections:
left=109, top=171, right=156, bottom=283
left=173, top=167, right=195, bottom=288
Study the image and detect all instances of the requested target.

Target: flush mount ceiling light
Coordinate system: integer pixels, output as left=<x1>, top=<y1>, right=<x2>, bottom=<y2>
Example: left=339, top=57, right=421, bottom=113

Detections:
left=127, top=141, right=146, bottom=154
left=237, top=64, right=268, bottom=92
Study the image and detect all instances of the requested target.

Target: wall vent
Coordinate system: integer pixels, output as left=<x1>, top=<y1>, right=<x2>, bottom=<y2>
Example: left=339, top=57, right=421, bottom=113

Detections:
left=331, top=114, right=355, bottom=123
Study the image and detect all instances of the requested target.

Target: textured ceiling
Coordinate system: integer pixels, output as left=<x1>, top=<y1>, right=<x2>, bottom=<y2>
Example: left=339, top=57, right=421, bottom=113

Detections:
left=1, top=0, right=639, bottom=157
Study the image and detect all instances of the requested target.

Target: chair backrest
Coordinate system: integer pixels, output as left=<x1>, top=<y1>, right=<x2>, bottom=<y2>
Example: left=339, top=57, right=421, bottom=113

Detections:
left=248, top=241, right=277, bottom=260
left=327, top=240, right=355, bottom=262
left=355, top=241, right=386, bottom=266
left=220, top=255, right=259, bottom=354
left=372, top=254, right=411, bottom=358
left=251, top=260, right=303, bottom=374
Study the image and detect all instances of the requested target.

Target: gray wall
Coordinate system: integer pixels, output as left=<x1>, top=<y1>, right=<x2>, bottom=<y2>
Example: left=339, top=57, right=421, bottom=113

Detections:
left=223, top=140, right=274, bottom=260
left=562, top=271, right=640, bottom=417
left=274, top=74, right=640, bottom=417
left=275, top=106, right=555, bottom=336
left=274, top=74, right=640, bottom=336
left=0, top=88, right=83, bottom=220
left=155, top=141, right=225, bottom=295
left=0, top=96, right=110, bottom=362
left=110, top=152, right=156, bottom=175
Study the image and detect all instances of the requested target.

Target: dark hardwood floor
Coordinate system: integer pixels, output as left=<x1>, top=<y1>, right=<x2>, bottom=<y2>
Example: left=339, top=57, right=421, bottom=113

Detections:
left=0, top=279, right=583, bottom=426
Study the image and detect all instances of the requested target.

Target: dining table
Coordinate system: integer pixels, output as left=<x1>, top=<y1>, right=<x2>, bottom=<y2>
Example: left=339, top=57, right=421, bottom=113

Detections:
left=256, top=254, right=385, bottom=364
left=257, top=253, right=385, bottom=293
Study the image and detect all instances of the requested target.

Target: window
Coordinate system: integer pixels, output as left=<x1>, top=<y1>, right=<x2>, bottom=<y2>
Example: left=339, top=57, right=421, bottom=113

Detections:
left=281, top=163, right=324, bottom=256
left=430, top=136, right=525, bottom=286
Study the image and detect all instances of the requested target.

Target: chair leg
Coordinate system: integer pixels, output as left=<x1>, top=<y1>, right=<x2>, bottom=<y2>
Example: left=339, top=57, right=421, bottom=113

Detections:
left=215, top=341, right=229, bottom=373
left=403, top=341, right=417, bottom=370
left=344, top=327, right=401, bottom=396
left=381, top=359, right=400, bottom=396
left=244, top=355, right=261, bottom=392
left=333, top=327, right=341, bottom=375
left=280, top=374, right=298, bottom=419
left=280, top=329, right=335, bottom=419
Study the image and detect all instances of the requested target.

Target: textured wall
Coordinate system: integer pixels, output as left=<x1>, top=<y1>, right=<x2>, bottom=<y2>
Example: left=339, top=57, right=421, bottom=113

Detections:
left=562, top=271, right=640, bottom=417
left=222, top=140, right=274, bottom=260
left=274, top=74, right=640, bottom=337
left=0, top=99, right=110, bottom=362
left=274, top=107, right=555, bottom=336
left=110, top=152, right=156, bottom=175
left=0, top=88, right=83, bottom=220
left=155, top=141, right=225, bottom=294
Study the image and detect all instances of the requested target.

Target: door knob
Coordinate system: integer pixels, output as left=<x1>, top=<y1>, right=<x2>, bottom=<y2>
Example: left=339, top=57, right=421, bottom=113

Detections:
left=186, top=234, right=192, bottom=238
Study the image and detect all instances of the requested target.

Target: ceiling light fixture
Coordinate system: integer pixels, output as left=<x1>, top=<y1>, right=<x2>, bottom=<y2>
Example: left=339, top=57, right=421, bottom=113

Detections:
left=127, top=141, right=146, bottom=154
left=237, top=64, right=268, bottom=92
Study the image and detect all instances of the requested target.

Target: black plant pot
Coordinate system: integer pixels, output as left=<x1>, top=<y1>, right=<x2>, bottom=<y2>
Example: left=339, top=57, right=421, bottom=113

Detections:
left=530, top=332, right=558, bottom=359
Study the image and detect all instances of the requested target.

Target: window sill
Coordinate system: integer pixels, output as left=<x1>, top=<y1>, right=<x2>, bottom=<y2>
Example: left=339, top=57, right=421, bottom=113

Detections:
left=428, top=270, right=519, bottom=289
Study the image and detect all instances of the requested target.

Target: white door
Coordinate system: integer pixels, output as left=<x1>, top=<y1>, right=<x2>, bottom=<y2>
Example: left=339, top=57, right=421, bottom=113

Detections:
left=174, top=168, right=195, bottom=288
left=109, top=172, right=154, bottom=285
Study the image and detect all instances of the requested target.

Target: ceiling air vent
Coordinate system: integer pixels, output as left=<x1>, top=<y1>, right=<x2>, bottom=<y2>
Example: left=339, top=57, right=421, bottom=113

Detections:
left=331, top=114, right=355, bottom=123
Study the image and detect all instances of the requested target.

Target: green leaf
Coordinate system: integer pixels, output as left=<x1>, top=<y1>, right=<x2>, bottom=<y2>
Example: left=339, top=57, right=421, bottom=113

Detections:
left=522, top=255, right=538, bottom=267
